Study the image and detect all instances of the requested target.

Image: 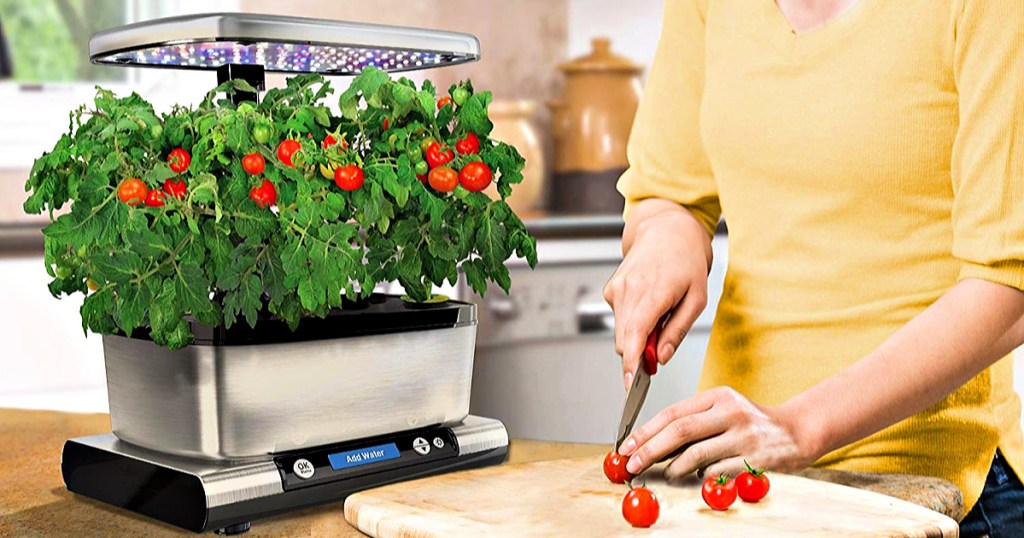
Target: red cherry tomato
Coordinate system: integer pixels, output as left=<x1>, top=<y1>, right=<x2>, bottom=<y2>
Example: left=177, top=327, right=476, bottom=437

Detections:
left=334, top=164, right=365, bottom=191
left=143, top=189, right=166, bottom=207
left=736, top=461, right=770, bottom=503
left=603, top=450, right=634, bottom=484
left=162, top=178, right=187, bottom=200
left=382, top=117, right=390, bottom=131
left=455, top=132, right=480, bottom=155
left=167, top=148, right=190, bottom=173
left=276, top=139, right=302, bottom=167
left=241, top=152, right=265, bottom=175
left=702, top=474, right=738, bottom=511
left=428, top=166, right=458, bottom=192
left=622, top=487, right=660, bottom=528
left=416, top=173, right=427, bottom=184
left=249, top=178, right=277, bottom=208
left=459, top=161, right=492, bottom=192
left=322, top=134, right=339, bottom=150
left=437, top=96, right=453, bottom=110
left=425, top=142, right=454, bottom=168
left=117, top=178, right=148, bottom=206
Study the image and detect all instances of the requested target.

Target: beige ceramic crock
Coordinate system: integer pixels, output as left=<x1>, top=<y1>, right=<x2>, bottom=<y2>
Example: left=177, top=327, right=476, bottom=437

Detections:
left=549, top=38, right=643, bottom=214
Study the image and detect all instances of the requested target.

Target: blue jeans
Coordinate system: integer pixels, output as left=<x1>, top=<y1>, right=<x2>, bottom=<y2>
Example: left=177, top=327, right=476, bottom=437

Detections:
left=959, top=450, right=1024, bottom=538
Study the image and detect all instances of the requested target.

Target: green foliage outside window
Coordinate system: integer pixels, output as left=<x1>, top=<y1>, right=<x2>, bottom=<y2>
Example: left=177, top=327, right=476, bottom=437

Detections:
left=0, top=0, right=128, bottom=82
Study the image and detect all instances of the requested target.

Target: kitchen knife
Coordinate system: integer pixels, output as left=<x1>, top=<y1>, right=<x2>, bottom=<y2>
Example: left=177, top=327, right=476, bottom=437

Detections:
left=614, top=323, right=661, bottom=452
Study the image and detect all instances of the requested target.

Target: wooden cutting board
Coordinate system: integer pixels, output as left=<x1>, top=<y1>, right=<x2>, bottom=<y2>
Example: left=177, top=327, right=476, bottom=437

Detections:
left=344, top=457, right=958, bottom=537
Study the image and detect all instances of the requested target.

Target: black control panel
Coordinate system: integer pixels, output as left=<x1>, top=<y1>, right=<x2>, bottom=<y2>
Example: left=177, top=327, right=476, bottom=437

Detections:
left=274, top=425, right=459, bottom=491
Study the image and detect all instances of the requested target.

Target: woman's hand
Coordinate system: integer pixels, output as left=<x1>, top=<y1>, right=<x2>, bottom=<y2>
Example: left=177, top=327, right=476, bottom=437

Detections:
left=618, top=386, right=822, bottom=479
left=604, top=199, right=713, bottom=389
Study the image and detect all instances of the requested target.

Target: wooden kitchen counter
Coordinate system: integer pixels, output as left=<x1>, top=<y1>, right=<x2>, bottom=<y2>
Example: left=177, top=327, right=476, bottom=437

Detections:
left=0, top=409, right=963, bottom=537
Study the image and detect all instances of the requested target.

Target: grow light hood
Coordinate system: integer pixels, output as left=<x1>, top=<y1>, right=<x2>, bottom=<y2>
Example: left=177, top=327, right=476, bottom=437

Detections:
left=89, top=13, right=480, bottom=74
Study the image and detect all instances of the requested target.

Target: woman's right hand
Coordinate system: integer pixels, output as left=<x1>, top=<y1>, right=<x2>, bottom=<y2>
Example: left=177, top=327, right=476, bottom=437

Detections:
left=604, top=199, right=714, bottom=390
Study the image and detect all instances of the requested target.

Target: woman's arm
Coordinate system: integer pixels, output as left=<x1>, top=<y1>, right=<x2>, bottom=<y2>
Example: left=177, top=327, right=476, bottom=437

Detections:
left=619, top=279, right=1024, bottom=477
left=787, top=279, right=1024, bottom=462
left=607, top=199, right=715, bottom=390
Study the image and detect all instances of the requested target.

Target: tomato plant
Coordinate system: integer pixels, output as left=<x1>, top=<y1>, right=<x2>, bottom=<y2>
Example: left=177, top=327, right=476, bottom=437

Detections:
left=116, top=178, right=148, bottom=206
left=622, top=487, right=660, bottom=528
left=459, top=161, right=492, bottom=192
left=455, top=132, right=480, bottom=155
left=428, top=166, right=458, bottom=192
left=25, top=69, right=536, bottom=350
left=426, top=142, right=454, bottom=168
left=276, top=139, right=301, bottom=167
left=736, top=461, right=770, bottom=503
left=452, top=86, right=470, bottom=107
left=242, top=152, right=265, bottom=175
left=162, top=178, right=187, bottom=199
left=603, top=450, right=633, bottom=484
left=249, top=178, right=277, bottom=208
left=167, top=148, right=191, bottom=173
left=702, top=474, right=737, bottom=511
left=334, top=164, right=365, bottom=191
left=253, top=123, right=272, bottom=144
left=143, top=189, right=166, bottom=207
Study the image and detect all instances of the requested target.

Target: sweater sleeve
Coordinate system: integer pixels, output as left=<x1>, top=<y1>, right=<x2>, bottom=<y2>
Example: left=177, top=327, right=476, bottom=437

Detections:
left=616, top=0, right=721, bottom=237
left=951, top=0, right=1024, bottom=290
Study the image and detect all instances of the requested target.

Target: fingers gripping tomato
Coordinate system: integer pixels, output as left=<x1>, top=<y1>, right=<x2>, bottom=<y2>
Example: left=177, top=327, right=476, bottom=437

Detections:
left=603, top=450, right=634, bottom=484
left=162, top=178, right=187, bottom=200
left=334, top=164, right=365, bottom=191
left=425, top=142, right=454, bottom=168
left=242, top=152, right=265, bottom=175
left=459, top=161, right=492, bottom=192
left=622, top=487, right=660, bottom=528
left=736, top=461, right=770, bottom=503
left=455, top=132, right=480, bottom=155
left=276, top=139, right=302, bottom=167
left=428, top=166, right=458, bottom=192
left=702, top=474, right=738, bottom=511
left=167, top=148, right=191, bottom=173
left=249, top=179, right=277, bottom=208
left=117, top=178, right=148, bottom=206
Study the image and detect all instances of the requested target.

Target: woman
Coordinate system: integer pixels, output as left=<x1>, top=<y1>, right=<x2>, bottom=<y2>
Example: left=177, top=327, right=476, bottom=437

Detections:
left=604, top=0, right=1024, bottom=535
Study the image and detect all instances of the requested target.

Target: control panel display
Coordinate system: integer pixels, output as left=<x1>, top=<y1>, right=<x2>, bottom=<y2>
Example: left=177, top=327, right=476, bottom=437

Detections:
left=276, top=425, right=459, bottom=491
left=328, top=443, right=400, bottom=470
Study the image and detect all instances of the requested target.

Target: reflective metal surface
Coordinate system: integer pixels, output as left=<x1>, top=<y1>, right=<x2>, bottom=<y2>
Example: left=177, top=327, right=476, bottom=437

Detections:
left=89, top=13, right=480, bottom=73
left=65, top=433, right=283, bottom=508
left=615, top=367, right=651, bottom=450
left=105, top=321, right=477, bottom=460
left=451, top=415, right=509, bottom=455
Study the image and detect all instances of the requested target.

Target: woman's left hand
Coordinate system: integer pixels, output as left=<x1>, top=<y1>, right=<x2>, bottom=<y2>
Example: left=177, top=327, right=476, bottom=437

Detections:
left=618, top=386, right=822, bottom=479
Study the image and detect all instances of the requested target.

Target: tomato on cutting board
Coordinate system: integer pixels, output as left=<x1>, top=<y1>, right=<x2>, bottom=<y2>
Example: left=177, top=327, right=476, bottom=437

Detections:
left=736, top=461, right=770, bottom=502
left=603, top=450, right=633, bottom=484
left=702, top=474, right=738, bottom=511
left=622, top=486, right=660, bottom=528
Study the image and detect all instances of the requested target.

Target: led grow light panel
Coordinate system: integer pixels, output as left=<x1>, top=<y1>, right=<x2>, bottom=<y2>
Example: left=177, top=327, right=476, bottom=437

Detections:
left=90, top=13, right=479, bottom=74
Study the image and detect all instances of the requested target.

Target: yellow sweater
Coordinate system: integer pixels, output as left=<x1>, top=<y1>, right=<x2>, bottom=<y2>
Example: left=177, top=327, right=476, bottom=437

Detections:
left=618, top=0, right=1024, bottom=513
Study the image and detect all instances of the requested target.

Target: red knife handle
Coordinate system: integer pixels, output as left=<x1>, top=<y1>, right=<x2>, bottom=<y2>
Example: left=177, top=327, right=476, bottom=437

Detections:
left=643, top=324, right=661, bottom=376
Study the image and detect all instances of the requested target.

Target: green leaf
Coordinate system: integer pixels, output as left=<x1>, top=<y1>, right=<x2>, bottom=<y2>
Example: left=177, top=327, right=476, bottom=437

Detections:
left=459, top=91, right=494, bottom=135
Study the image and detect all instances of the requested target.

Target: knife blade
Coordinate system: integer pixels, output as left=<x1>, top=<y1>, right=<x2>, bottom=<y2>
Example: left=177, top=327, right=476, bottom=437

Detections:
left=614, top=323, right=662, bottom=451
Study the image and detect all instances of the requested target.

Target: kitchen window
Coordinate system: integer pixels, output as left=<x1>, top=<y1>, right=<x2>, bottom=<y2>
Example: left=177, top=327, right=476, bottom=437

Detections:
left=0, top=0, right=238, bottom=169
